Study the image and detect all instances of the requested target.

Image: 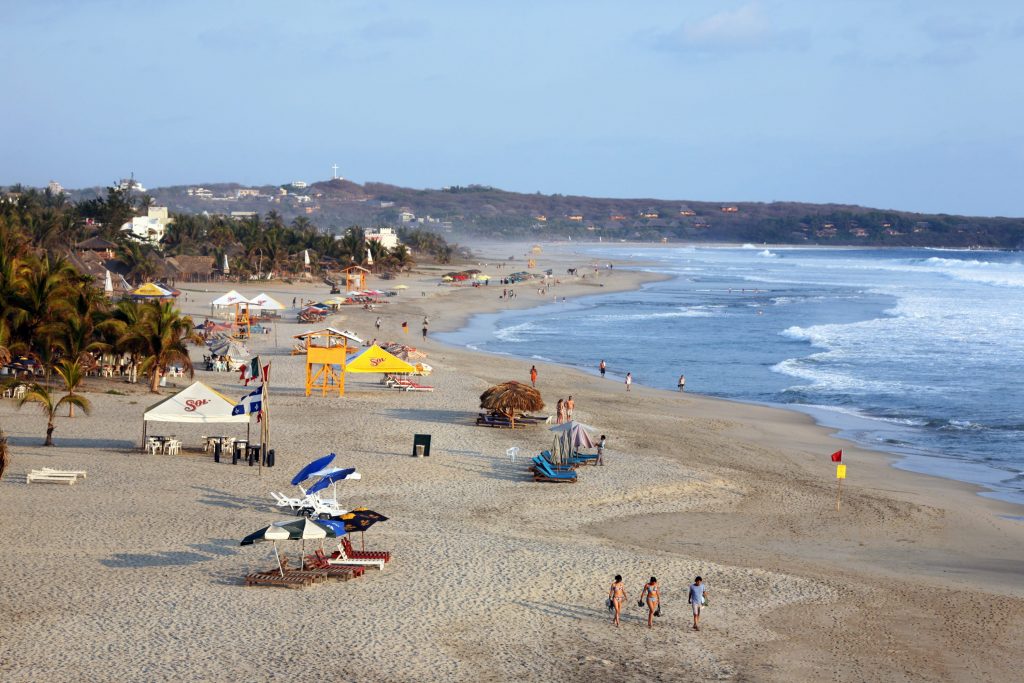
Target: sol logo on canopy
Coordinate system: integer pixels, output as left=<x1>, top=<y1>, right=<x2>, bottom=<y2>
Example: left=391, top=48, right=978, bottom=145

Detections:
left=184, top=399, right=211, bottom=412
left=369, top=358, right=385, bottom=367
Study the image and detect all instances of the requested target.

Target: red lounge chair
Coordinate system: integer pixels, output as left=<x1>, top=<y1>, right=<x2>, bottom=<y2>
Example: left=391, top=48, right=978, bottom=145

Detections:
left=306, top=549, right=367, bottom=577
left=340, top=536, right=391, bottom=562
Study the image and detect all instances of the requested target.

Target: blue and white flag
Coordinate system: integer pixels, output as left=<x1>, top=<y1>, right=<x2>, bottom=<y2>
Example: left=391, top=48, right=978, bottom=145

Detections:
left=232, top=386, right=263, bottom=416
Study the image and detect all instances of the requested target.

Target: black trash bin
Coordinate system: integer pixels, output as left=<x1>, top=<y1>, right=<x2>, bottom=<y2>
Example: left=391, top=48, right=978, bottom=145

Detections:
left=266, top=448, right=275, bottom=468
left=413, top=434, right=431, bottom=457
left=213, top=440, right=222, bottom=463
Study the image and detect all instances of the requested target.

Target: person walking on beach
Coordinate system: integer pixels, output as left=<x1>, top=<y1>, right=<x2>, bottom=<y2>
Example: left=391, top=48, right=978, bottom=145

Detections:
left=375, top=316, right=382, bottom=333
left=678, top=374, right=686, bottom=391
left=640, top=577, right=660, bottom=629
left=625, top=372, right=632, bottom=392
left=597, top=435, right=606, bottom=466
left=599, top=359, right=606, bottom=378
left=530, top=365, right=538, bottom=387
left=555, top=399, right=565, bottom=424
left=688, top=576, right=708, bottom=631
left=421, top=324, right=428, bottom=341
left=566, top=395, right=574, bottom=420
left=609, top=575, right=627, bottom=627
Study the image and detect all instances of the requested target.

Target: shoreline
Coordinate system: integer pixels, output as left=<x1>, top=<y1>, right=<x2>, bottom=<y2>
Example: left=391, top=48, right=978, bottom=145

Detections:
left=438, top=244, right=1024, bottom=513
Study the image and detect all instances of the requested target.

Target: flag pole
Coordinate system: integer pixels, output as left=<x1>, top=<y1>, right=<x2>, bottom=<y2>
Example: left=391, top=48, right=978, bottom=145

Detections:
left=836, top=476, right=842, bottom=512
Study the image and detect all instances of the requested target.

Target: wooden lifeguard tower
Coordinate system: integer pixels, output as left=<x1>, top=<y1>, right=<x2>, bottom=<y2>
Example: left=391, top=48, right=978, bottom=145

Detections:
left=233, top=302, right=251, bottom=340
left=343, top=265, right=370, bottom=292
left=295, top=327, right=362, bottom=396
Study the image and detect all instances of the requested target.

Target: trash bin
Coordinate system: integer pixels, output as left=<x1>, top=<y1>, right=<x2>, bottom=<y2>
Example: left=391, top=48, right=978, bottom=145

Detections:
left=265, top=448, right=275, bottom=468
left=413, top=434, right=431, bottom=457
left=213, top=440, right=222, bottom=463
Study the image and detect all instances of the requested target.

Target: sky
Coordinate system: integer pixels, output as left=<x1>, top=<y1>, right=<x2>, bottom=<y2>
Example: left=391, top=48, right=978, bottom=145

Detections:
left=2, top=0, right=1023, bottom=216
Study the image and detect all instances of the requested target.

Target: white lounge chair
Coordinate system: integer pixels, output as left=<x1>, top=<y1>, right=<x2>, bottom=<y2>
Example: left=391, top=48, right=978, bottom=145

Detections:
left=41, top=467, right=87, bottom=479
left=327, top=543, right=385, bottom=571
left=27, top=469, right=80, bottom=485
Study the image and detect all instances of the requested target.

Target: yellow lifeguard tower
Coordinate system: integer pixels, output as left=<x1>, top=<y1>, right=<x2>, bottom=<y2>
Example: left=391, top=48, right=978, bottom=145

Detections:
left=343, top=265, right=370, bottom=292
left=233, top=302, right=251, bottom=340
left=295, top=327, right=362, bottom=396
left=531, top=244, right=543, bottom=255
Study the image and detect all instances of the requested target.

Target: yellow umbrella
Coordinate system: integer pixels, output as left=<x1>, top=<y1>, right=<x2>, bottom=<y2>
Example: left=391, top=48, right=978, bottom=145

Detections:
left=393, top=285, right=409, bottom=290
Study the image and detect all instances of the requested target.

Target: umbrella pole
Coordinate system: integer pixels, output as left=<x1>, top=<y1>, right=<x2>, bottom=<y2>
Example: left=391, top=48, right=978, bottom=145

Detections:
left=361, top=531, right=365, bottom=552
left=275, top=543, right=283, bottom=577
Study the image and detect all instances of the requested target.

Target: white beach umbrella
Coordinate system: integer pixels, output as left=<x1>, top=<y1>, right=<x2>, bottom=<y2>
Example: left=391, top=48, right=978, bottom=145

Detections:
left=103, top=270, right=113, bottom=294
left=223, top=253, right=230, bottom=275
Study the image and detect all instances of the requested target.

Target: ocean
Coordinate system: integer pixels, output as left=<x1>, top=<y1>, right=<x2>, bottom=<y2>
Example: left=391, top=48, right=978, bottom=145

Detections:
left=438, top=245, right=1024, bottom=505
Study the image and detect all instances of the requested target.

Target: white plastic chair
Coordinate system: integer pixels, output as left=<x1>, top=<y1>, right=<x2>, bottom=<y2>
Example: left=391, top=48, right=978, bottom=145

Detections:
left=507, top=447, right=519, bottom=463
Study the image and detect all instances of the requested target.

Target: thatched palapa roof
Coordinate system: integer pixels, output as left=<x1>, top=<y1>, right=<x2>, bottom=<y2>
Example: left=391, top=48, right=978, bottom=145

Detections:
left=479, top=381, right=544, bottom=427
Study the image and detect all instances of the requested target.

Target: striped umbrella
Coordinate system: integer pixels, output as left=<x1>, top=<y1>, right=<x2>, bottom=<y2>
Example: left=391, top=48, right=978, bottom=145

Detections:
left=241, top=518, right=338, bottom=573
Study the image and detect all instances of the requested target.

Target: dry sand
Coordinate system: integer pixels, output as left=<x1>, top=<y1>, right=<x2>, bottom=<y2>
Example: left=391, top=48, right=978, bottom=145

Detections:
left=1, top=243, right=1022, bottom=682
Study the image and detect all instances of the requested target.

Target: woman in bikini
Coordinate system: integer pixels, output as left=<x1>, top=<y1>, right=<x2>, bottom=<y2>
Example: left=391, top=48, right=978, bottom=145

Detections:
left=609, top=574, right=627, bottom=627
left=640, top=576, right=660, bottom=629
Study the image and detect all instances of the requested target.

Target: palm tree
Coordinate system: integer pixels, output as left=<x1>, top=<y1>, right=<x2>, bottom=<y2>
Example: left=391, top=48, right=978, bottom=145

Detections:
left=116, top=240, right=158, bottom=284
left=119, top=300, right=199, bottom=392
left=18, top=383, right=91, bottom=446
left=53, top=359, right=88, bottom=417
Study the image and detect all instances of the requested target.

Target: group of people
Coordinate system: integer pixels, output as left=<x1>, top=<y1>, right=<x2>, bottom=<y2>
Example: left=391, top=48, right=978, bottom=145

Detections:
left=608, top=575, right=708, bottom=631
left=554, top=395, right=575, bottom=423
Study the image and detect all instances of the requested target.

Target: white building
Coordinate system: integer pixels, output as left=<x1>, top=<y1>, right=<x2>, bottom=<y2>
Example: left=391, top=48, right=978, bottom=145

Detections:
left=366, top=227, right=400, bottom=250
left=237, top=188, right=260, bottom=198
left=121, top=206, right=171, bottom=243
left=187, top=187, right=214, bottom=199
left=117, top=178, right=146, bottom=192
left=399, top=210, right=416, bottom=223
left=47, top=180, right=64, bottom=194
left=292, top=181, right=308, bottom=189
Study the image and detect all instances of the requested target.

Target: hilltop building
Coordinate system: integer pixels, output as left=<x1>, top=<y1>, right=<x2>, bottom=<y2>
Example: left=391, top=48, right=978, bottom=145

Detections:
left=47, top=180, right=64, bottom=194
left=121, top=206, right=171, bottom=243
left=117, top=178, right=146, bottom=192
left=365, top=227, right=400, bottom=250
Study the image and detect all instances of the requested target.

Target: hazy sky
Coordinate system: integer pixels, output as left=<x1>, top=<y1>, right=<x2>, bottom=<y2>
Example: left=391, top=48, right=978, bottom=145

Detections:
left=3, top=1, right=1023, bottom=216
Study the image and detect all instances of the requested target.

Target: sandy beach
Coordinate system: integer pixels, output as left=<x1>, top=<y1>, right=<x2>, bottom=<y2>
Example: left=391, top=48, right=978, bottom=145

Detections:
left=1, top=243, right=1022, bottom=682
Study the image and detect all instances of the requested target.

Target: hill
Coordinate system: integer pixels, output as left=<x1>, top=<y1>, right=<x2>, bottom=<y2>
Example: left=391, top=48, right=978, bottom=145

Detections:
left=65, top=179, right=1024, bottom=249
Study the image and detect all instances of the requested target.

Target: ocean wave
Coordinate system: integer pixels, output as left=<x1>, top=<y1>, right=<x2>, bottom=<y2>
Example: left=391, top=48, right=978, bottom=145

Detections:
left=772, top=358, right=926, bottom=394
left=759, top=249, right=778, bottom=258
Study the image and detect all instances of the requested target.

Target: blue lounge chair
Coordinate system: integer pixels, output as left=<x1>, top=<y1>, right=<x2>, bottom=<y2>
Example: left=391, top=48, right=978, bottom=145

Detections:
left=531, top=457, right=577, bottom=483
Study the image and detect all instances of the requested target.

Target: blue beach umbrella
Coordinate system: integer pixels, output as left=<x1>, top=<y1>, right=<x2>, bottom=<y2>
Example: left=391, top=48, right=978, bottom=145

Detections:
left=291, top=453, right=336, bottom=486
left=306, top=467, right=358, bottom=496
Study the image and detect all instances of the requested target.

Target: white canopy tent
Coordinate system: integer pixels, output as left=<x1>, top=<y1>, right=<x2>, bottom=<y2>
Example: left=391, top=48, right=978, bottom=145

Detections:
left=141, top=381, right=249, bottom=448
left=210, top=290, right=248, bottom=308
left=248, top=292, right=285, bottom=310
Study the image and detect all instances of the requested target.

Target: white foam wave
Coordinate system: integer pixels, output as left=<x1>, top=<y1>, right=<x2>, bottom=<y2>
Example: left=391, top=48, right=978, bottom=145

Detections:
left=759, top=249, right=778, bottom=258
left=772, top=358, right=924, bottom=394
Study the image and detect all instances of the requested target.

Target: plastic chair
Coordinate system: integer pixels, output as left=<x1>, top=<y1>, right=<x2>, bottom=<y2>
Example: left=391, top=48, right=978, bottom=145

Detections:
left=506, top=447, right=519, bottom=463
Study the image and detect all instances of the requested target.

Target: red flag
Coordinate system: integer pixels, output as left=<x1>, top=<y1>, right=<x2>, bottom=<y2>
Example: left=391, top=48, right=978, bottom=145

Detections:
left=830, top=450, right=842, bottom=462
left=262, top=364, right=271, bottom=382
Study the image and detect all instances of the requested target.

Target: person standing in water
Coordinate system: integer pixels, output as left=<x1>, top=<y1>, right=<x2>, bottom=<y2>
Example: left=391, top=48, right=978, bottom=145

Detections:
left=599, top=359, right=606, bottom=378
left=678, top=374, right=686, bottom=391
left=609, top=575, right=627, bottom=627
left=640, top=577, right=660, bottom=629
left=529, top=365, right=538, bottom=387
left=625, top=372, right=632, bottom=392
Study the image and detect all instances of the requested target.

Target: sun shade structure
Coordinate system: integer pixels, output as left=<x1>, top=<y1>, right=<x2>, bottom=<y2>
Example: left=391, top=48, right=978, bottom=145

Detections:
left=248, top=292, right=285, bottom=310
left=480, top=381, right=545, bottom=428
left=210, top=290, right=247, bottom=307
left=291, top=453, right=337, bottom=486
left=241, top=518, right=343, bottom=574
left=306, top=467, right=359, bottom=495
left=131, top=282, right=175, bottom=299
left=141, top=381, right=249, bottom=447
left=295, top=328, right=362, bottom=396
left=345, top=345, right=417, bottom=374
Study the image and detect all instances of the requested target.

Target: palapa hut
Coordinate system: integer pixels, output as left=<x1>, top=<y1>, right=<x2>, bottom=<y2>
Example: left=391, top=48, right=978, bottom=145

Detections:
left=479, top=381, right=544, bottom=428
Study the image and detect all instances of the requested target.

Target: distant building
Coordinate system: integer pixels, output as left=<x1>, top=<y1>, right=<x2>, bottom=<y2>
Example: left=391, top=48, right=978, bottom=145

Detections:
left=294, top=195, right=312, bottom=204
left=380, top=200, right=395, bottom=208
left=850, top=227, right=869, bottom=237
left=365, top=227, right=400, bottom=250
left=237, top=188, right=260, bottom=198
left=75, top=236, right=117, bottom=258
left=399, top=210, right=416, bottom=223
left=292, top=181, right=308, bottom=189
left=679, top=208, right=696, bottom=216
left=610, top=214, right=627, bottom=221
left=721, top=206, right=739, bottom=213
left=47, top=180, right=64, bottom=194
left=121, top=206, right=171, bottom=243
left=231, top=211, right=258, bottom=219
left=188, top=187, right=214, bottom=199
left=117, top=178, right=146, bottom=192
left=640, top=209, right=659, bottom=219
left=534, top=214, right=547, bottom=222
left=567, top=214, right=584, bottom=222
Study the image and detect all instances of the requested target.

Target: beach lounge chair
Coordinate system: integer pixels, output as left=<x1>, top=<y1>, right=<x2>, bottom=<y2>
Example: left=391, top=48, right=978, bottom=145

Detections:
left=40, top=467, right=87, bottom=479
left=304, top=550, right=366, bottom=579
left=26, top=469, right=82, bottom=485
left=271, top=491, right=305, bottom=512
left=244, top=571, right=310, bottom=589
left=326, top=544, right=386, bottom=571
left=340, top=536, right=391, bottom=563
left=530, top=458, right=578, bottom=483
